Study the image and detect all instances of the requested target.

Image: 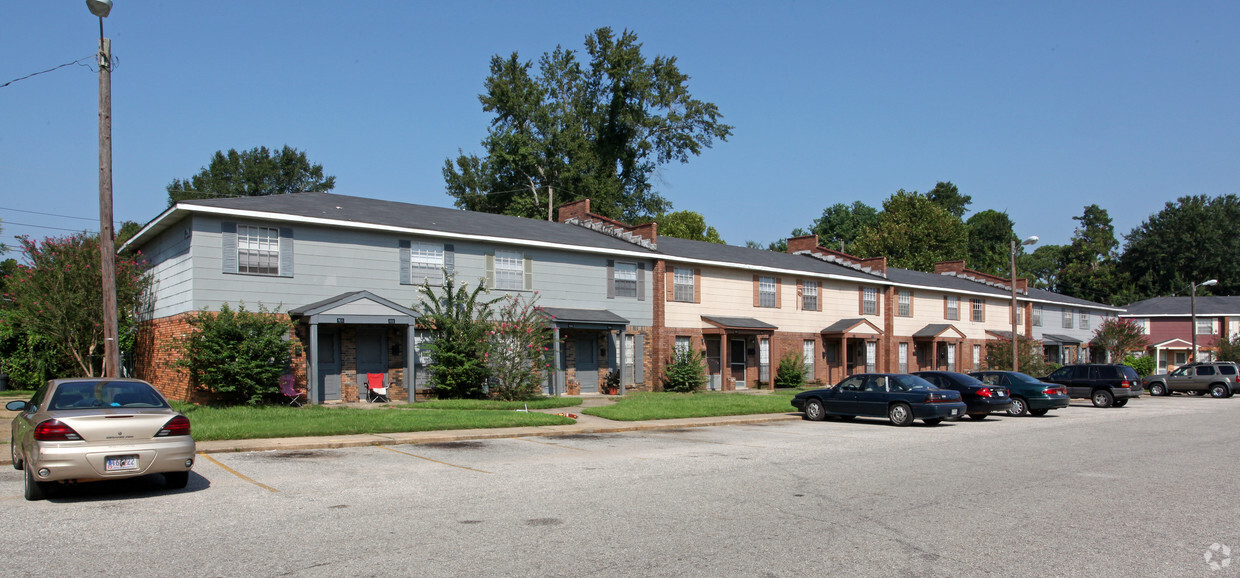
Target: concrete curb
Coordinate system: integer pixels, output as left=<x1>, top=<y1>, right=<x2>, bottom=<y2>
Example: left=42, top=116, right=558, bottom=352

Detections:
left=1, top=413, right=804, bottom=464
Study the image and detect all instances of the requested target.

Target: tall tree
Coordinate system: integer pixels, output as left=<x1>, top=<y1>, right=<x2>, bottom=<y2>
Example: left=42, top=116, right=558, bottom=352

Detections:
left=926, top=181, right=972, bottom=219
left=443, top=28, right=734, bottom=222
left=1090, top=318, right=1149, bottom=362
left=166, top=145, right=335, bottom=206
left=965, top=209, right=1018, bottom=277
left=1120, top=194, right=1240, bottom=299
left=811, top=201, right=879, bottom=253
left=851, top=190, right=968, bottom=271
left=645, top=210, right=725, bottom=244
left=1057, top=204, right=1126, bottom=304
left=1018, top=244, right=1065, bottom=291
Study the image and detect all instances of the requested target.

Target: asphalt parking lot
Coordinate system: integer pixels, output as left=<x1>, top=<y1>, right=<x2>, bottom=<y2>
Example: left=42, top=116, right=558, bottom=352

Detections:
left=4, top=395, right=1239, bottom=576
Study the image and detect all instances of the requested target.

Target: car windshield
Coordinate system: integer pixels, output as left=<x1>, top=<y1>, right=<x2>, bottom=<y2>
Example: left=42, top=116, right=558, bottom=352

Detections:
left=48, top=381, right=169, bottom=410
left=892, top=375, right=936, bottom=390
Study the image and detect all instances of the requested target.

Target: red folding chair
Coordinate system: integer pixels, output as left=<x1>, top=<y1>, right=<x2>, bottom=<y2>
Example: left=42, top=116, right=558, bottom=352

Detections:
left=366, top=373, right=390, bottom=403
left=278, top=373, right=303, bottom=407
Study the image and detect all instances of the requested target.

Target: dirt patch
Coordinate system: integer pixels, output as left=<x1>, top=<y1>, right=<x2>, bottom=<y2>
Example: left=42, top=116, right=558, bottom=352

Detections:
left=545, top=434, right=604, bottom=441
left=525, top=518, right=563, bottom=527
left=263, top=450, right=331, bottom=459
left=417, top=441, right=489, bottom=450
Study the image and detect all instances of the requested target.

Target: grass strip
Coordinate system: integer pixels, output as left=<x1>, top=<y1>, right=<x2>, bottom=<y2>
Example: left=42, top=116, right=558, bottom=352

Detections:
left=582, top=391, right=800, bottom=421
left=172, top=403, right=573, bottom=442
left=403, top=398, right=583, bottom=410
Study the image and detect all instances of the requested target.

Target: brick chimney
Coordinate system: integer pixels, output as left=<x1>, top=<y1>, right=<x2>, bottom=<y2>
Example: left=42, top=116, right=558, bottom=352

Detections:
left=786, top=234, right=819, bottom=254
left=933, top=261, right=967, bottom=275
left=556, top=199, right=591, bottom=223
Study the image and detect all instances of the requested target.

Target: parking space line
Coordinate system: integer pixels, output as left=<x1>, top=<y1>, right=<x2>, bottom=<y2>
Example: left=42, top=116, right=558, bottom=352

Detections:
left=197, top=453, right=279, bottom=493
left=514, top=437, right=589, bottom=451
left=378, top=446, right=492, bottom=474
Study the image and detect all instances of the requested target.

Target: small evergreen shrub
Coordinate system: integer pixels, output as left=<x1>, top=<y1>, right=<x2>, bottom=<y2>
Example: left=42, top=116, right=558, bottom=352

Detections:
left=774, top=352, right=806, bottom=388
left=1122, top=354, right=1156, bottom=377
left=663, top=346, right=706, bottom=393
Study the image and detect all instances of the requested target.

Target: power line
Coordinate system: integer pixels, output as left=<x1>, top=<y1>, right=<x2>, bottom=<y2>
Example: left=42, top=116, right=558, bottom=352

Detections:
left=0, top=206, right=96, bottom=222
left=0, top=55, right=96, bottom=89
left=0, top=220, right=95, bottom=233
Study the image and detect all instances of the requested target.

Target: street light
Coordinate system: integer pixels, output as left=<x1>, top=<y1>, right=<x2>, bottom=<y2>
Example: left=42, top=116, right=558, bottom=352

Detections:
left=1191, top=279, right=1218, bottom=363
left=1011, top=235, right=1038, bottom=372
left=87, top=0, right=119, bottom=378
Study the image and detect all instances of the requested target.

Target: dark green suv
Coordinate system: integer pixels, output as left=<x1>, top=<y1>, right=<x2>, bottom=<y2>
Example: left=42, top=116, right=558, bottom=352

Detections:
left=1041, top=364, right=1142, bottom=408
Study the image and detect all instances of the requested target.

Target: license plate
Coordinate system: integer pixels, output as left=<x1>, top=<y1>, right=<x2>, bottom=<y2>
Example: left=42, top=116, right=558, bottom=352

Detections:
left=950, top=408, right=960, bottom=416
left=106, top=455, right=139, bottom=472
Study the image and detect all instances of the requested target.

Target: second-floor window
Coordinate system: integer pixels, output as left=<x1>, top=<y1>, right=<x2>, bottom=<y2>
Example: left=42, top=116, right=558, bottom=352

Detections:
left=673, top=267, right=694, bottom=302
left=1134, top=318, right=1148, bottom=334
left=802, top=280, right=819, bottom=311
left=758, top=276, right=777, bottom=308
left=862, top=287, right=878, bottom=316
left=1197, top=317, right=1216, bottom=335
left=494, top=250, right=524, bottom=290
left=238, top=225, right=279, bottom=275
left=614, top=262, right=638, bottom=298
left=971, top=299, right=984, bottom=322
left=1079, top=310, right=1090, bottom=331
left=897, top=290, right=912, bottom=317
left=1033, top=305, right=1043, bottom=327
left=945, top=296, right=959, bottom=321
left=410, top=242, right=444, bottom=285
left=1062, top=309, right=1074, bottom=329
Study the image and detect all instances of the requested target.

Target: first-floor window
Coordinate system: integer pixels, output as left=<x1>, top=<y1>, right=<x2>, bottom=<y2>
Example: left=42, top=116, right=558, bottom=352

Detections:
left=238, top=225, right=279, bottom=275
left=803, top=340, right=816, bottom=381
left=759, top=338, right=771, bottom=382
left=675, top=336, right=692, bottom=354
left=898, top=342, right=908, bottom=373
left=973, top=344, right=981, bottom=369
left=865, top=342, right=877, bottom=372
left=624, top=334, right=636, bottom=384
left=947, top=343, right=956, bottom=370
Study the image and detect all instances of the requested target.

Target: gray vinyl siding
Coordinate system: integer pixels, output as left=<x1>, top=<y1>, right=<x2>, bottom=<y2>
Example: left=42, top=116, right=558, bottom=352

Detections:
left=178, top=216, right=654, bottom=326
left=140, top=221, right=194, bottom=319
left=1030, top=305, right=1114, bottom=344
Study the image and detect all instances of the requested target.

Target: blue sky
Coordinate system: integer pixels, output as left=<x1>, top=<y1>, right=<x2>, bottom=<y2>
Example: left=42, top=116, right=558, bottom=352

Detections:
left=2, top=1, right=1237, bottom=255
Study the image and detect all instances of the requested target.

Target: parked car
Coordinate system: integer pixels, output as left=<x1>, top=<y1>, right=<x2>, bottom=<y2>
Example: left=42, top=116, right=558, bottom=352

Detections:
left=8, top=378, right=196, bottom=501
left=969, top=371, right=1071, bottom=416
left=1040, top=364, right=1142, bottom=408
left=912, top=371, right=1012, bottom=420
left=791, top=373, right=967, bottom=426
left=1143, top=361, right=1239, bottom=398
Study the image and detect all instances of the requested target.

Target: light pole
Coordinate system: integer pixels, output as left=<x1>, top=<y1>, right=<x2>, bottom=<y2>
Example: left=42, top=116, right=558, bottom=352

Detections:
left=1011, top=235, right=1038, bottom=372
left=87, top=0, right=119, bottom=378
left=1190, top=278, right=1218, bottom=363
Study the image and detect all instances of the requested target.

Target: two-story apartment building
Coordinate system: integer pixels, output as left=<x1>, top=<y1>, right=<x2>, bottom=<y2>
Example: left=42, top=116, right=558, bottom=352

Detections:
left=1120, top=296, right=1240, bottom=370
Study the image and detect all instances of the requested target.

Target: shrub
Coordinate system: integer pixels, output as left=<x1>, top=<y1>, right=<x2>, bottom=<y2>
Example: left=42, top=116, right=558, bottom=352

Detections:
left=663, top=346, right=706, bottom=393
left=1122, top=354, right=1157, bottom=377
left=483, top=293, right=554, bottom=401
left=985, top=335, right=1052, bottom=376
left=174, top=302, right=296, bottom=405
left=774, top=352, right=806, bottom=388
left=416, top=273, right=497, bottom=399
left=1212, top=332, right=1240, bottom=363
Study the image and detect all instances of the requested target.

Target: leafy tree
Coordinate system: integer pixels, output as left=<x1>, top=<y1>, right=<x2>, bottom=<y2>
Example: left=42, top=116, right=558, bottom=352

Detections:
left=662, top=344, right=707, bottom=392
left=811, top=201, right=879, bottom=253
left=484, top=293, right=554, bottom=401
left=984, top=335, right=1052, bottom=376
left=644, top=210, right=725, bottom=244
left=166, top=145, right=335, bottom=206
left=1211, top=332, right=1240, bottom=363
left=174, top=303, right=295, bottom=405
left=444, top=28, right=733, bottom=222
left=851, top=190, right=968, bottom=271
left=1090, top=318, right=1149, bottom=362
left=4, top=233, right=150, bottom=376
left=1120, top=194, right=1240, bottom=299
left=1056, top=204, right=1126, bottom=304
left=774, top=352, right=807, bottom=389
left=1122, top=354, right=1156, bottom=377
left=0, top=308, right=75, bottom=390
left=1018, top=244, right=1065, bottom=291
left=416, top=273, right=498, bottom=399
left=965, top=209, right=1018, bottom=277
left=926, top=181, right=972, bottom=219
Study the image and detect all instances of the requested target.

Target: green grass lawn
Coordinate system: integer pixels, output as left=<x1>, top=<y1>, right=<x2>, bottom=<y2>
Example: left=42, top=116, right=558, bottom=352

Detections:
left=404, top=397, right=583, bottom=410
left=173, top=403, right=574, bottom=442
left=582, top=390, right=801, bottom=421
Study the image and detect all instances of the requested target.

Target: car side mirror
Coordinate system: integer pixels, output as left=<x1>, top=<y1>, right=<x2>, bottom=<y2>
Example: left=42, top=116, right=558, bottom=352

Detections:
left=6, top=400, right=28, bottom=411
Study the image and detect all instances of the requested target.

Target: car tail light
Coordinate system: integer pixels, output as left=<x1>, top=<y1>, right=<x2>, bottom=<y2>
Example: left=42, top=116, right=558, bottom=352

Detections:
left=156, top=415, right=191, bottom=437
left=925, top=392, right=956, bottom=403
left=34, top=419, right=83, bottom=441
left=977, top=387, right=993, bottom=398
left=1043, top=386, right=1066, bottom=396
left=1118, top=379, right=1131, bottom=388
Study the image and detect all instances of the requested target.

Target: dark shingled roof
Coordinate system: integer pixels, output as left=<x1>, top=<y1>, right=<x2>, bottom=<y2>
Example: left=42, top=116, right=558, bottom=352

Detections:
left=540, top=307, right=629, bottom=325
left=821, top=318, right=882, bottom=334
left=1040, top=333, right=1082, bottom=344
left=913, top=324, right=964, bottom=338
left=1121, top=296, right=1240, bottom=316
left=702, top=316, right=779, bottom=330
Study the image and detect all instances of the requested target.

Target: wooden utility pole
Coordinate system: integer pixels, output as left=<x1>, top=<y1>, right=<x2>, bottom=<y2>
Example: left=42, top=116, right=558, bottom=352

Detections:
left=99, top=35, right=120, bottom=377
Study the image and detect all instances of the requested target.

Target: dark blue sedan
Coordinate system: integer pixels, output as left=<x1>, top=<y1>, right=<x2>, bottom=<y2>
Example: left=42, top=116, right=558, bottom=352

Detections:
left=912, top=371, right=1013, bottom=420
left=791, top=373, right=967, bottom=426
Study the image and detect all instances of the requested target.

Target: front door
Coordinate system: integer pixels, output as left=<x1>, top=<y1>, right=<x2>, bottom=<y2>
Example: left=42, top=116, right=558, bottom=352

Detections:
left=574, top=337, right=598, bottom=393
left=317, top=328, right=341, bottom=402
left=730, top=338, right=747, bottom=388
left=356, top=327, right=388, bottom=398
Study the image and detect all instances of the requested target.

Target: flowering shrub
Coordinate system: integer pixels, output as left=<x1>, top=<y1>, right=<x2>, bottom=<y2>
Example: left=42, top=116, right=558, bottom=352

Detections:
left=483, top=293, right=554, bottom=401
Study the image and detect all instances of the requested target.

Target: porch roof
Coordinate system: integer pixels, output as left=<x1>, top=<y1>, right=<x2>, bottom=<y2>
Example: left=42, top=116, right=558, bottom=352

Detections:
left=702, top=316, right=778, bottom=331
left=1040, top=333, right=1082, bottom=345
left=540, top=307, right=629, bottom=329
left=1150, top=337, right=1193, bottom=349
left=288, top=290, right=418, bottom=325
left=913, top=324, right=966, bottom=340
left=821, top=318, right=883, bottom=337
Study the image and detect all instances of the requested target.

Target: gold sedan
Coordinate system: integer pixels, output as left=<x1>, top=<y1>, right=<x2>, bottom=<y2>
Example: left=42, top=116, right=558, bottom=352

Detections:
left=8, top=378, right=196, bottom=501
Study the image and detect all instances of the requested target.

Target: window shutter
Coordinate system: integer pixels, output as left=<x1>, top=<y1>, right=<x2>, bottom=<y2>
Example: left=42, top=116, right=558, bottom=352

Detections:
left=753, top=275, right=761, bottom=307
left=607, top=333, right=618, bottom=373
left=221, top=221, right=238, bottom=273
left=606, top=259, right=615, bottom=299
left=443, top=243, right=455, bottom=275
left=637, top=263, right=646, bottom=301
left=943, top=296, right=949, bottom=319
left=399, top=240, right=412, bottom=285
left=694, top=269, right=701, bottom=303
left=816, top=283, right=823, bottom=312
left=859, top=287, right=866, bottom=315
left=634, top=334, right=645, bottom=383
left=665, top=268, right=675, bottom=301
left=278, top=227, right=294, bottom=277
left=484, top=251, right=494, bottom=289
left=775, top=278, right=782, bottom=309
left=796, top=280, right=804, bottom=311
left=523, top=255, right=533, bottom=291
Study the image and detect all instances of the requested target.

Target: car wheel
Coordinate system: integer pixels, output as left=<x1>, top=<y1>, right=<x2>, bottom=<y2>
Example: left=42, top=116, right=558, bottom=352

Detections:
left=803, top=399, right=826, bottom=421
left=24, top=466, right=49, bottom=501
left=1149, top=383, right=1166, bottom=396
left=1113, top=399, right=1128, bottom=407
left=1007, top=397, right=1029, bottom=417
left=922, top=418, right=943, bottom=426
left=10, top=441, right=22, bottom=471
left=1029, top=408, right=1049, bottom=416
left=1092, top=389, right=1114, bottom=408
left=164, top=471, right=190, bottom=490
left=1211, top=385, right=1228, bottom=398
left=967, top=413, right=988, bottom=421
left=888, top=403, right=914, bottom=427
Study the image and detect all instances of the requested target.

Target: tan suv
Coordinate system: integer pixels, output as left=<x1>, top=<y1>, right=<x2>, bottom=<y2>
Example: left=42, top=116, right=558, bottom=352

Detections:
left=1143, top=362, right=1239, bottom=398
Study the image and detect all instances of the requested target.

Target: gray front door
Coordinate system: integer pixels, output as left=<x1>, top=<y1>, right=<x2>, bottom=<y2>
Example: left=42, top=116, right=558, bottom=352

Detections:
left=356, top=327, right=388, bottom=394
left=575, top=337, right=598, bottom=393
left=318, top=328, right=341, bottom=402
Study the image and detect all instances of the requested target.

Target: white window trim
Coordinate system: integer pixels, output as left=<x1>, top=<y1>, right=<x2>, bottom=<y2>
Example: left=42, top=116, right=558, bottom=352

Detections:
left=759, top=276, right=777, bottom=308
left=614, top=261, right=638, bottom=299
left=237, top=224, right=279, bottom=275
left=494, top=250, right=524, bottom=291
